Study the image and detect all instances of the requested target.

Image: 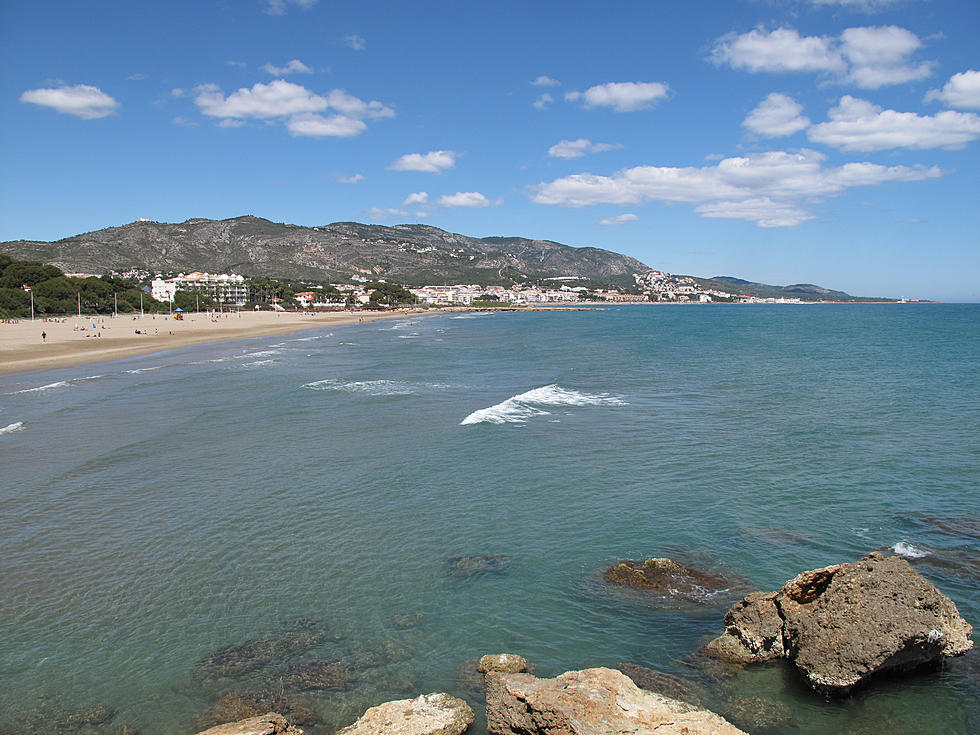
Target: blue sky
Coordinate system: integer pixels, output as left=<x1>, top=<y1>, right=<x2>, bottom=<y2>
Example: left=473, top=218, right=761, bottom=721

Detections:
left=2, top=0, right=978, bottom=300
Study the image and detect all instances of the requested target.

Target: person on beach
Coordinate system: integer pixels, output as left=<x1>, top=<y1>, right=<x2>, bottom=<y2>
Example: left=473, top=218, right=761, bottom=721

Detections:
left=41, top=331, right=46, bottom=342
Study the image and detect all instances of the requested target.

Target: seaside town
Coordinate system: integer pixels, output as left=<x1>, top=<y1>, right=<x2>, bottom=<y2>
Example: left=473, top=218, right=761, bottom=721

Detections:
left=134, top=268, right=804, bottom=310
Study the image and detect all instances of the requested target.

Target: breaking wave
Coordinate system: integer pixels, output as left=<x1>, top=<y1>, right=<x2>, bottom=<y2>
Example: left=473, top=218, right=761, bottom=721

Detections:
left=892, top=541, right=928, bottom=558
left=5, top=375, right=104, bottom=395
left=461, top=384, right=627, bottom=425
left=0, top=421, right=25, bottom=435
left=303, top=379, right=418, bottom=396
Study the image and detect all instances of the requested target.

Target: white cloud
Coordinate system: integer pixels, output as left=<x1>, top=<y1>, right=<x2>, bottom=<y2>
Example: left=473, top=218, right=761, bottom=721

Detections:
left=287, top=113, right=366, bottom=137
left=195, top=80, right=327, bottom=119
left=809, top=0, right=900, bottom=9
left=533, top=148, right=943, bottom=227
left=20, top=84, right=119, bottom=119
left=531, top=75, right=560, bottom=87
left=808, top=95, right=980, bottom=150
left=533, top=93, right=554, bottom=110
left=170, top=88, right=186, bottom=98
left=695, top=198, right=813, bottom=228
left=711, top=25, right=932, bottom=89
left=389, top=150, right=459, bottom=173
left=403, top=192, right=429, bottom=205
left=339, top=173, right=364, bottom=183
left=172, top=116, right=198, bottom=127
left=261, top=59, right=313, bottom=76
left=365, top=207, right=408, bottom=220
left=840, top=26, right=933, bottom=88
left=925, top=70, right=980, bottom=110
left=548, top=138, right=622, bottom=159
left=192, top=81, right=392, bottom=139
left=266, top=0, right=317, bottom=15
left=711, top=28, right=845, bottom=73
left=345, top=34, right=366, bottom=51
left=567, top=81, right=669, bottom=112
left=438, top=192, right=495, bottom=207
left=743, top=93, right=811, bottom=137
left=598, top=213, right=639, bottom=225
left=218, top=119, right=245, bottom=128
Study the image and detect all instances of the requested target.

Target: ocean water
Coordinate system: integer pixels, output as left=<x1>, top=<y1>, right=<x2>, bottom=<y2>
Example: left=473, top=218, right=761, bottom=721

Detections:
left=1, top=304, right=977, bottom=734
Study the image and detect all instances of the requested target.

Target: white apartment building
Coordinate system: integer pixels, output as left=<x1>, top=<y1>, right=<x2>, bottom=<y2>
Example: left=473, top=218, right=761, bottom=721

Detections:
left=155, top=272, right=250, bottom=305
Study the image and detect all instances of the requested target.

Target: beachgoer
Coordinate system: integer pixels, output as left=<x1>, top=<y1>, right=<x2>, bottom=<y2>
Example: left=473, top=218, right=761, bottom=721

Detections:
left=41, top=331, right=46, bottom=342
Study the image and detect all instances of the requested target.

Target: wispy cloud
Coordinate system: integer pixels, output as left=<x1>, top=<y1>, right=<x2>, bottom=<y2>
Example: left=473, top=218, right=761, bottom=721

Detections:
left=598, top=213, right=639, bottom=225
left=261, top=59, right=313, bottom=76
left=20, top=84, right=119, bottom=119
left=365, top=207, right=408, bottom=221
left=266, top=0, right=317, bottom=16
left=531, top=75, right=560, bottom=87
left=548, top=139, right=623, bottom=159
left=339, top=173, right=365, bottom=183
left=438, top=192, right=497, bottom=207
left=344, top=34, right=366, bottom=51
left=389, top=150, right=459, bottom=173
left=533, top=93, right=554, bottom=110
left=565, top=81, right=669, bottom=112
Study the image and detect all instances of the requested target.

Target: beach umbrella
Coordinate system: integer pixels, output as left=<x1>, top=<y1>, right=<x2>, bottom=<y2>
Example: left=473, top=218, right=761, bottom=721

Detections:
left=173, top=307, right=184, bottom=312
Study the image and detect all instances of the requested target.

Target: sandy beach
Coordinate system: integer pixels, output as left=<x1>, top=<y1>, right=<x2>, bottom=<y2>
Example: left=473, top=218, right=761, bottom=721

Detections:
left=0, top=309, right=431, bottom=376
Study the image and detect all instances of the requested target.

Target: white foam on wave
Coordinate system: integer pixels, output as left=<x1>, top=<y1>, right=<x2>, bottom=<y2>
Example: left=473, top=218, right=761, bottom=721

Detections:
left=892, top=541, right=928, bottom=558
left=124, top=365, right=164, bottom=374
left=460, top=384, right=628, bottom=425
left=6, top=374, right=104, bottom=395
left=239, top=348, right=285, bottom=359
left=1, top=421, right=25, bottom=435
left=303, top=379, right=417, bottom=396
left=242, top=359, right=276, bottom=367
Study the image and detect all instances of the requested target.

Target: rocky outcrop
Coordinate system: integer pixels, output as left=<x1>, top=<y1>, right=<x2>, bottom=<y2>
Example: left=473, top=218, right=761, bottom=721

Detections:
left=336, top=693, right=474, bottom=735
left=604, top=558, right=731, bottom=602
left=477, top=654, right=529, bottom=674
left=485, top=667, right=746, bottom=735
left=705, top=553, right=974, bottom=693
left=196, top=712, right=302, bottom=735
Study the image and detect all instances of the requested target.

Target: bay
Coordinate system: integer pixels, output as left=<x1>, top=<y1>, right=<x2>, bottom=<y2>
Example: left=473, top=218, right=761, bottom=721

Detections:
left=1, top=304, right=977, bottom=734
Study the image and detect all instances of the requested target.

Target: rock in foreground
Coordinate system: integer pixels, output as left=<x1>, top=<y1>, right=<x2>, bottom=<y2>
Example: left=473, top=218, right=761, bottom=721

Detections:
left=706, top=552, right=974, bottom=693
left=336, top=692, right=474, bottom=735
left=486, top=667, right=746, bottom=735
left=196, top=712, right=302, bottom=735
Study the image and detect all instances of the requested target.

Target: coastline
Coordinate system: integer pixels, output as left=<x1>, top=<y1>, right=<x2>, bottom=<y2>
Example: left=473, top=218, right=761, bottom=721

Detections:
left=0, top=309, right=433, bottom=377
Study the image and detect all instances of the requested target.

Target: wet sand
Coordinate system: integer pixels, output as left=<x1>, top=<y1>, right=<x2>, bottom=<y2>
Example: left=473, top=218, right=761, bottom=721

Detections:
left=0, top=309, right=432, bottom=376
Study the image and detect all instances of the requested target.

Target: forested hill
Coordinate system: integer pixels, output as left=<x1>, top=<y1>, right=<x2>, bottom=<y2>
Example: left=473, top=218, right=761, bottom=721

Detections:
left=0, top=216, right=649, bottom=289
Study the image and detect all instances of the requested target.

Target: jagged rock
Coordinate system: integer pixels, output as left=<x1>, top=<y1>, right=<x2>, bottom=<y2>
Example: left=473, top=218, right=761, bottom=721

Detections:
left=486, top=667, right=746, bottom=735
left=616, top=663, right=708, bottom=706
left=196, top=712, right=303, bottom=735
left=276, top=659, right=354, bottom=690
left=477, top=654, right=529, bottom=674
left=705, top=553, right=974, bottom=693
left=604, top=558, right=730, bottom=602
left=724, top=697, right=792, bottom=732
left=448, top=555, right=510, bottom=576
left=193, top=629, right=326, bottom=682
left=335, top=692, right=473, bottom=735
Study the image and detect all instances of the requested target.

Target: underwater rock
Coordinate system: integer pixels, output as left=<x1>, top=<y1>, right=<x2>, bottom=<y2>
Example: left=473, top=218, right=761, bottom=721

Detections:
left=478, top=654, right=529, bottom=674
left=456, top=658, right=487, bottom=694
left=391, top=611, right=425, bottom=630
left=194, top=689, right=321, bottom=731
left=56, top=704, right=116, bottom=730
left=914, top=515, right=980, bottom=541
left=724, top=696, right=792, bottom=733
left=448, top=554, right=510, bottom=576
left=196, top=712, right=303, bottom=735
left=486, top=667, right=746, bottom=735
left=276, top=659, right=355, bottom=691
left=603, top=557, right=731, bottom=602
left=616, top=663, right=708, bottom=706
left=193, top=629, right=326, bottom=682
left=706, top=552, right=974, bottom=693
left=335, top=692, right=474, bottom=735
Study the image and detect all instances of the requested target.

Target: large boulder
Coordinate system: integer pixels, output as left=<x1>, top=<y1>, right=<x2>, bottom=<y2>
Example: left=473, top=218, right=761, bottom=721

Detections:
left=705, top=553, right=974, bottom=693
left=196, top=712, right=302, bottom=735
left=486, top=667, right=746, bottom=735
left=336, top=692, right=473, bottom=735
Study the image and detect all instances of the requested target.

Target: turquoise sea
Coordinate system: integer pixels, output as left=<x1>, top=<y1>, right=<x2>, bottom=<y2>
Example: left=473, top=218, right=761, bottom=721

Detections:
left=1, top=304, right=977, bottom=734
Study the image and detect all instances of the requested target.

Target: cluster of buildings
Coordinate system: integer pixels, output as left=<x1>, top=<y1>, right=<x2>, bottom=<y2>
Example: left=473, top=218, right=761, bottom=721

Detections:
left=150, top=272, right=249, bottom=305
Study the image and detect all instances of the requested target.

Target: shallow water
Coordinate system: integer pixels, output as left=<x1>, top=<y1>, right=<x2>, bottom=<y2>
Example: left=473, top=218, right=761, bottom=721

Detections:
left=1, top=304, right=977, bottom=734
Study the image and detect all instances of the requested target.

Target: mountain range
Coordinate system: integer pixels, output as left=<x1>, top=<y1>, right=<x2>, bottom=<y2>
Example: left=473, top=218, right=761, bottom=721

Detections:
left=1, top=216, right=875, bottom=299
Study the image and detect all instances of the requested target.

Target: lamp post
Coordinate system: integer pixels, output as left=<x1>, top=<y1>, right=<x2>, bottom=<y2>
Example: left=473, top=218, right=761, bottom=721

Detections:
left=22, top=285, right=33, bottom=321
